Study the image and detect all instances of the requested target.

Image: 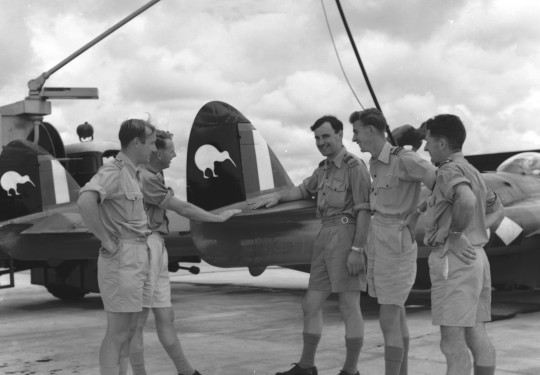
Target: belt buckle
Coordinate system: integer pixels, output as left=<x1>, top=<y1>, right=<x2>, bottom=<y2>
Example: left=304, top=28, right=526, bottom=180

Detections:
left=341, top=216, right=349, bottom=224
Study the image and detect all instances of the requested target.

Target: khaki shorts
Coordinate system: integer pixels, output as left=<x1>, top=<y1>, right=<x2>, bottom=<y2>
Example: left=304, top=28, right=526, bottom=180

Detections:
left=97, top=237, right=150, bottom=313
left=429, top=246, right=491, bottom=326
left=366, top=215, right=417, bottom=306
left=143, top=232, right=172, bottom=308
left=308, top=222, right=366, bottom=293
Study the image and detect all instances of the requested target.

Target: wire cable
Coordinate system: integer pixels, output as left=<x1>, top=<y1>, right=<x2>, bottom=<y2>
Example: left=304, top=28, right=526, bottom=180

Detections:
left=320, top=0, right=364, bottom=109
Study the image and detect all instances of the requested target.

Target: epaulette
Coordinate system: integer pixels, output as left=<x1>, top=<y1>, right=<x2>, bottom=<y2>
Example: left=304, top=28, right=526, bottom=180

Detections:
left=111, top=158, right=125, bottom=169
left=343, top=154, right=359, bottom=167
left=318, top=159, right=326, bottom=168
left=390, top=146, right=404, bottom=156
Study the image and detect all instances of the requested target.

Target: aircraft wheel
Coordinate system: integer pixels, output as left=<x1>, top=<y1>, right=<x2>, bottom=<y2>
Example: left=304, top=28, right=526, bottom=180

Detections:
left=46, top=285, right=88, bottom=300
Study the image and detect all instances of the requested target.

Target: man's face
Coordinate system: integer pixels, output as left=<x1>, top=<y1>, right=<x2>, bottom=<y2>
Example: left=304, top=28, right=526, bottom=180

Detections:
left=314, top=122, right=343, bottom=158
left=157, top=138, right=177, bottom=170
left=351, top=119, right=372, bottom=154
left=136, top=127, right=157, bottom=164
left=424, top=129, right=443, bottom=164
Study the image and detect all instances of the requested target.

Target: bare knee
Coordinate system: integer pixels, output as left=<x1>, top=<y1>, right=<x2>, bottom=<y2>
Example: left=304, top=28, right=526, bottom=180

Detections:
left=440, top=327, right=468, bottom=359
left=465, top=324, right=496, bottom=365
left=301, top=291, right=329, bottom=318
left=378, top=305, right=400, bottom=333
left=338, top=292, right=360, bottom=318
left=301, top=298, right=320, bottom=318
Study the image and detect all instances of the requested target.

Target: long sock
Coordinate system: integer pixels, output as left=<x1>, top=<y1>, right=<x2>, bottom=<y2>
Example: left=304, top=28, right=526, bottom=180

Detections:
left=100, top=364, right=120, bottom=375
left=399, top=337, right=409, bottom=375
left=384, top=346, right=404, bottom=375
left=164, top=342, right=194, bottom=375
left=119, top=356, right=129, bottom=375
left=474, top=364, right=495, bottom=375
left=298, top=332, right=321, bottom=368
left=343, top=337, right=363, bottom=374
left=130, top=351, right=147, bottom=375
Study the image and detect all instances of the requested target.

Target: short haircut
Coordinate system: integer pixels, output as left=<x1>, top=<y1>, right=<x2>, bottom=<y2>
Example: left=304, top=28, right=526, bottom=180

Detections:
left=155, top=129, right=173, bottom=150
left=118, top=119, right=156, bottom=149
left=310, top=115, right=343, bottom=133
left=349, top=108, right=387, bottom=133
left=423, top=114, right=466, bottom=150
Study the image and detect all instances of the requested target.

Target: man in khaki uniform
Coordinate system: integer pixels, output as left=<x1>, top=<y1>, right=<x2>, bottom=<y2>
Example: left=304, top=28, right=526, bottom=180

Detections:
left=128, top=130, right=240, bottom=375
left=252, top=115, right=371, bottom=375
left=350, top=108, right=436, bottom=375
left=78, top=119, right=156, bottom=375
left=422, top=114, right=501, bottom=375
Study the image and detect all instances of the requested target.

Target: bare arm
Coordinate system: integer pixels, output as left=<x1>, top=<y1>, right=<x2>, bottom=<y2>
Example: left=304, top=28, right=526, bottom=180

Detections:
left=251, top=186, right=304, bottom=209
left=347, top=209, right=371, bottom=275
left=167, top=196, right=240, bottom=222
left=77, top=191, right=117, bottom=252
left=447, top=184, right=476, bottom=264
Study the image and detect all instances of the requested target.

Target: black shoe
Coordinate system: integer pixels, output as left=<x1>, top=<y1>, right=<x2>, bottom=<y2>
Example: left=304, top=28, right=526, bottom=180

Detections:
left=338, top=371, right=359, bottom=375
left=276, top=363, right=318, bottom=375
left=179, top=371, right=201, bottom=375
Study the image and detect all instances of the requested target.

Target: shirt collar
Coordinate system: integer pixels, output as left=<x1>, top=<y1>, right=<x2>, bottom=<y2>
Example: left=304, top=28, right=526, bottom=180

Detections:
left=141, top=163, right=161, bottom=175
left=326, top=146, right=348, bottom=168
left=372, top=141, right=393, bottom=164
left=117, top=151, right=138, bottom=176
left=439, top=151, right=465, bottom=167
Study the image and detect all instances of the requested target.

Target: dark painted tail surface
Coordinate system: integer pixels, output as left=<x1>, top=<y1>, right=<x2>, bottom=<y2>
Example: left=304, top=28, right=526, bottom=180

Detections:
left=0, top=140, right=80, bottom=222
left=187, top=101, right=292, bottom=211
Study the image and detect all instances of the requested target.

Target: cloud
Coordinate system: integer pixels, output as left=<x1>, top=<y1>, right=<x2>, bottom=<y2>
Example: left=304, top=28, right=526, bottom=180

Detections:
left=2, top=0, right=540, bottom=198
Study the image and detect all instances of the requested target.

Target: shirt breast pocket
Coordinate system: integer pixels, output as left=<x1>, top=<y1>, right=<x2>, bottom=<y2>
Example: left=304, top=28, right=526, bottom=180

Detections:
left=326, top=180, right=348, bottom=209
left=375, top=174, right=399, bottom=190
left=125, top=191, right=144, bottom=218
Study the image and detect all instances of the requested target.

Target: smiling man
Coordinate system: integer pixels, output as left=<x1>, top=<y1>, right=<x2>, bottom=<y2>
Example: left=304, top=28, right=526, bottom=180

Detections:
left=127, top=129, right=240, bottom=375
left=350, top=108, right=436, bottom=375
left=252, top=115, right=371, bottom=375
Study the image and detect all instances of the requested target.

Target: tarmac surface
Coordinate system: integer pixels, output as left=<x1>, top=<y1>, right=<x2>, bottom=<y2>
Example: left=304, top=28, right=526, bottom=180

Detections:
left=1, top=263, right=540, bottom=375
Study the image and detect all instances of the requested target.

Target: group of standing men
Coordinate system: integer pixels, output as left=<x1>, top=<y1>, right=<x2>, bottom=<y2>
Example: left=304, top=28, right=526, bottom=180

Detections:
left=78, top=119, right=240, bottom=375
left=78, top=110, right=502, bottom=375
left=253, top=109, right=502, bottom=375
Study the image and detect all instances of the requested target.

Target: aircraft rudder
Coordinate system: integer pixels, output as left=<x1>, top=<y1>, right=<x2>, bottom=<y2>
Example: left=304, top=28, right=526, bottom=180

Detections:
left=186, top=101, right=292, bottom=211
left=0, top=140, right=79, bottom=222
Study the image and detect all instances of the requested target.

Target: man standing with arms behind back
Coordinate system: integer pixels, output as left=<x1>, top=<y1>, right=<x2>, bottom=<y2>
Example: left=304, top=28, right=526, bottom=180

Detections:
left=422, top=114, right=500, bottom=375
left=252, top=115, right=371, bottom=375
left=349, top=108, right=436, bottom=375
left=128, top=129, right=240, bottom=375
left=78, top=119, right=156, bottom=375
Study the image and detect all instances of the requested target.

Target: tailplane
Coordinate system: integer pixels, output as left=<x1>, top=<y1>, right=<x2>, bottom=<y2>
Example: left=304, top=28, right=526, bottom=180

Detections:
left=187, top=101, right=292, bottom=211
left=0, top=140, right=80, bottom=222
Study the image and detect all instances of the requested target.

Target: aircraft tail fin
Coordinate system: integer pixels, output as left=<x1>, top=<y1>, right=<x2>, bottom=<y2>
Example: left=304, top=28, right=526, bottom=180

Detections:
left=186, top=101, right=293, bottom=211
left=0, top=140, right=80, bottom=222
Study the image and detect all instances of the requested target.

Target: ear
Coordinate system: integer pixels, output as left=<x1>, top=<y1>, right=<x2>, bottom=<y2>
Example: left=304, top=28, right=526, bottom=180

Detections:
left=132, top=136, right=141, bottom=148
left=439, top=137, right=448, bottom=150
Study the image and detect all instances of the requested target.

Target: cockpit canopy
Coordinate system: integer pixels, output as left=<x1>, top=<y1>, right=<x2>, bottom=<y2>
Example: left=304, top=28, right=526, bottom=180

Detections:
left=497, top=152, right=540, bottom=176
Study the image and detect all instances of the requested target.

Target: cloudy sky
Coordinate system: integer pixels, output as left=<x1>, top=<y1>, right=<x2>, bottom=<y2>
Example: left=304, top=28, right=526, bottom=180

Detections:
left=1, top=0, right=540, bottom=198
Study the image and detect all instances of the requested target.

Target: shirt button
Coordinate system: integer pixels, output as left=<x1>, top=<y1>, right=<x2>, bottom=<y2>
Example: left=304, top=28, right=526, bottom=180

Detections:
left=374, top=174, right=377, bottom=177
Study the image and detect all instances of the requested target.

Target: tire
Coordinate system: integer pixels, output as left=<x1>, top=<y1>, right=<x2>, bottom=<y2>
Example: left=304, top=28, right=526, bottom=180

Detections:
left=46, top=285, right=88, bottom=300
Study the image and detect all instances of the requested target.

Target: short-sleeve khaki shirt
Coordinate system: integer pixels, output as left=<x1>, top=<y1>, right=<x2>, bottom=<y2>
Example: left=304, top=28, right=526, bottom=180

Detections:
left=299, top=147, right=371, bottom=218
left=424, top=152, right=495, bottom=247
left=79, top=151, right=150, bottom=238
left=370, top=142, right=436, bottom=217
left=139, top=164, right=174, bottom=235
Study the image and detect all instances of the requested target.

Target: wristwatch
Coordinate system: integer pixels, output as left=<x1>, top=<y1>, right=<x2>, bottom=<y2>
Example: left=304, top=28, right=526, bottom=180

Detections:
left=351, top=246, right=365, bottom=253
